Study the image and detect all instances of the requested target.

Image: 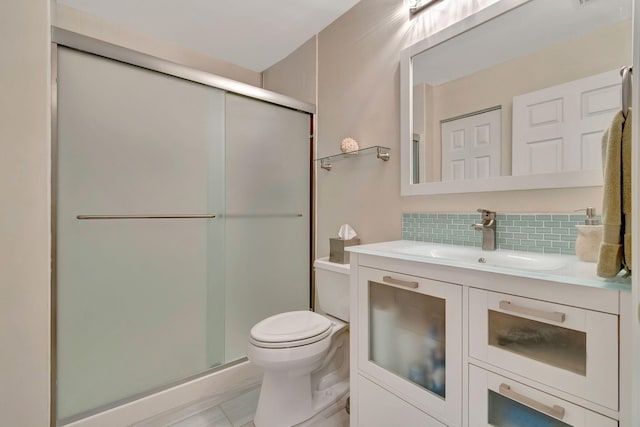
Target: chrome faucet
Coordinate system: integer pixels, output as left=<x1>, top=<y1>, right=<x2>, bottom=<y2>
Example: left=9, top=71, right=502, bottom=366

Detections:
left=471, top=209, right=497, bottom=251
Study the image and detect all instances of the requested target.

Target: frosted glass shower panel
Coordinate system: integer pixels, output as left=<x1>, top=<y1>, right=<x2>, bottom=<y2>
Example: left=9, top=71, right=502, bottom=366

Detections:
left=56, top=47, right=225, bottom=420
left=224, top=94, right=311, bottom=361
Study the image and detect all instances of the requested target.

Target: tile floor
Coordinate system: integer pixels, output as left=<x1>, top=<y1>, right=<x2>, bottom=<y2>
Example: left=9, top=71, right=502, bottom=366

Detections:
left=137, top=385, right=349, bottom=427
left=169, top=387, right=258, bottom=427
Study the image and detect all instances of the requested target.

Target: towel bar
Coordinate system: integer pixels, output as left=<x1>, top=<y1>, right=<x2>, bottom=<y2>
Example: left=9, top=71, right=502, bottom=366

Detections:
left=620, top=65, right=632, bottom=118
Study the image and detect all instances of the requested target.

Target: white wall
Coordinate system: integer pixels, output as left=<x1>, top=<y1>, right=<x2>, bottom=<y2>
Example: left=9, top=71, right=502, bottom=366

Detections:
left=268, top=0, right=604, bottom=257
left=0, top=1, right=51, bottom=426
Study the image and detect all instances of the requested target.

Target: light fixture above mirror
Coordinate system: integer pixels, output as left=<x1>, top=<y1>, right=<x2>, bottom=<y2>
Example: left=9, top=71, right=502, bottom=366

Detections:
left=409, top=0, right=442, bottom=15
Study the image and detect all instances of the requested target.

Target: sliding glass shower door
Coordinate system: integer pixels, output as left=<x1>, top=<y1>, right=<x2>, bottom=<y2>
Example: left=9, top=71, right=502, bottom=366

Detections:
left=224, top=94, right=311, bottom=361
left=55, top=47, right=310, bottom=422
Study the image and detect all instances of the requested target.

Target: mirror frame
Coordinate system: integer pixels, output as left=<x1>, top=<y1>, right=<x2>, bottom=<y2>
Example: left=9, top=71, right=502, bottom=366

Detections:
left=400, top=0, right=605, bottom=196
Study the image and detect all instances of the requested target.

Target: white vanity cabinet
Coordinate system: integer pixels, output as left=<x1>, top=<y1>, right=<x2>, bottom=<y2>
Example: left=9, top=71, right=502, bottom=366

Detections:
left=348, top=246, right=631, bottom=427
left=352, top=265, right=463, bottom=426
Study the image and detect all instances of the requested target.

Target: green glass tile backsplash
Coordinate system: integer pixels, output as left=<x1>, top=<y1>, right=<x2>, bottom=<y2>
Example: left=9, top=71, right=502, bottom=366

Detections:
left=402, top=213, right=597, bottom=255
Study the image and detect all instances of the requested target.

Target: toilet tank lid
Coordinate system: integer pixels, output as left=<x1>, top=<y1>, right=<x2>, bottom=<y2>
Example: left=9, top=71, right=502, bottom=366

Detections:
left=314, top=257, right=350, bottom=274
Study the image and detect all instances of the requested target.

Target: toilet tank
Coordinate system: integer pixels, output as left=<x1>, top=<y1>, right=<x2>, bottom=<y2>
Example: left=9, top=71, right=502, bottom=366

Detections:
left=314, top=257, right=350, bottom=321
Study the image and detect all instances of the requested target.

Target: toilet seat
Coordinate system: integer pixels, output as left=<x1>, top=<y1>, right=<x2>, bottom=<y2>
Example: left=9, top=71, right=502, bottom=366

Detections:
left=250, top=311, right=333, bottom=349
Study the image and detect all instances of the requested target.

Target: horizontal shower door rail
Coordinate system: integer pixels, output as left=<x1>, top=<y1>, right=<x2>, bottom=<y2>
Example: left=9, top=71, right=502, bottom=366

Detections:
left=76, top=214, right=217, bottom=220
left=52, top=28, right=316, bottom=115
left=76, top=213, right=304, bottom=220
left=224, top=213, right=303, bottom=218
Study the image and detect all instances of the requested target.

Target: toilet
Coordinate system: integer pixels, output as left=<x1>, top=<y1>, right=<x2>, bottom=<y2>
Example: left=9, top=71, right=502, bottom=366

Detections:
left=247, top=258, right=350, bottom=427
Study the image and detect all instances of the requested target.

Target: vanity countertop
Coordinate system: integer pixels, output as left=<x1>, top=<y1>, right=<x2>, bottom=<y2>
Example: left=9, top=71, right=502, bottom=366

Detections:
left=347, top=240, right=631, bottom=292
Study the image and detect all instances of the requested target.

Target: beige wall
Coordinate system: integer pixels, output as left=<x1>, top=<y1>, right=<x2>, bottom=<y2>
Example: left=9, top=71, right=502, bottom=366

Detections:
left=263, top=36, right=317, bottom=105
left=265, top=0, right=604, bottom=257
left=0, top=1, right=51, bottom=426
left=53, top=3, right=262, bottom=87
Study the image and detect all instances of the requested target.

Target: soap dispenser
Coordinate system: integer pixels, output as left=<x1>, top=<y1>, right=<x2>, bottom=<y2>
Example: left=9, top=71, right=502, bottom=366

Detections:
left=575, top=207, right=603, bottom=262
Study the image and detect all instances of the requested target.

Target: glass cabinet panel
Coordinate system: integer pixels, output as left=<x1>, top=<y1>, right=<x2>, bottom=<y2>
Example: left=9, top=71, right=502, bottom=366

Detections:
left=368, top=280, right=446, bottom=398
left=488, top=390, right=570, bottom=427
left=469, top=364, right=618, bottom=427
left=488, top=310, right=586, bottom=375
left=358, top=267, right=462, bottom=426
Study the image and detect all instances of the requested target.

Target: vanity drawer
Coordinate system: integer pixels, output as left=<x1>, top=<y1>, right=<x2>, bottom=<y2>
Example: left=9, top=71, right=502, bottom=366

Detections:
left=357, top=375, right=446, bottom=427
left=469, top=365, right=617, bottom=427
left=469, top=288, right=618, bottom=410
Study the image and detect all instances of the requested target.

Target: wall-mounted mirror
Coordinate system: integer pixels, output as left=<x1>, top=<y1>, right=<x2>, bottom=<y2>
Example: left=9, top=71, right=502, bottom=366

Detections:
left=400, top=0, right=632, bottom=195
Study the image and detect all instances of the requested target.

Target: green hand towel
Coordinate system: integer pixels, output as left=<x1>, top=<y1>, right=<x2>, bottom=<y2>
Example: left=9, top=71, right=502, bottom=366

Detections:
left=621, top=110, right=632, bottom=271
left=597, top=111, right=625, bottom=278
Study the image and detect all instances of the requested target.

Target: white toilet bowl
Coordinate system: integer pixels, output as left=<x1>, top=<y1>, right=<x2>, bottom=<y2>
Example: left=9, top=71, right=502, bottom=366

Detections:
left=248, top=258, right=351, bottom=427
left=248, top=310, right=349, bottom=427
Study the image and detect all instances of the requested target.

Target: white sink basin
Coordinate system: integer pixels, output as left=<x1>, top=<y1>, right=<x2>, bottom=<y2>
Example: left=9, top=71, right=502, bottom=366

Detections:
left=396, top=245, right=567, bottom=271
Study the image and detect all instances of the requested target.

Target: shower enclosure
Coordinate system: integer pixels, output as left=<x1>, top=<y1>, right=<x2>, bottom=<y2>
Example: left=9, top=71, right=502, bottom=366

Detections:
left=53, top=34, right=313, bottom=424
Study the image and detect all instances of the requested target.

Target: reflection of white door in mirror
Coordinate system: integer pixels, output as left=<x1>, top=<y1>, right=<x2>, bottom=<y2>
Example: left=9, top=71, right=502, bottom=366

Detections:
left=441, top=108, right=501, bottom=181
left=400, top=0, right=632, bottom=196
left=512, top=69, right=621, bottom=176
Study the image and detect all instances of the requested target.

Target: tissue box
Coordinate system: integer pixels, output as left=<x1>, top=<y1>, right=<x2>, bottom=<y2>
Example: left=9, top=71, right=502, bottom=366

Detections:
left=329, top=238, right=360, bottom=264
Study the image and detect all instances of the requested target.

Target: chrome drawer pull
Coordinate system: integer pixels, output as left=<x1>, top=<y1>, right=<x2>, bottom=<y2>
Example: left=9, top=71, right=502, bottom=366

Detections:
left=499, top=300, right=566, bottom=323
left=499, top=383, right=566, bottom=420
left=382, top=276, right=418, bottom=289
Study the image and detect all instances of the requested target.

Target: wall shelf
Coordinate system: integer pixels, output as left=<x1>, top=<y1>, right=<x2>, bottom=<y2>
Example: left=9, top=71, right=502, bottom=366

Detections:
left=316, top=146, right=390, bottom=171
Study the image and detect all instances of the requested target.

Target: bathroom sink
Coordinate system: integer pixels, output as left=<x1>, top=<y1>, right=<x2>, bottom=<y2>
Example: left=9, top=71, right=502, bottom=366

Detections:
left=396, top=245, right=567, bottom=271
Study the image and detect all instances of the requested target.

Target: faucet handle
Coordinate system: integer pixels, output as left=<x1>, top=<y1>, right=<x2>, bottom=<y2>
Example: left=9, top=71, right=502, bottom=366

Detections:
left=477, top=208, right=496, bottom=219
left=574, top=207, right=596, bottom=216
left=574, top=207, right=598, bottom=225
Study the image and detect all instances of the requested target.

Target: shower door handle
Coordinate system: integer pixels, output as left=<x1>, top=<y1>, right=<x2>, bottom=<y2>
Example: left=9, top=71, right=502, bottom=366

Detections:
left=224, top=213, right=303, bottom=218
left=76, top=214, right=217, bottom=220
